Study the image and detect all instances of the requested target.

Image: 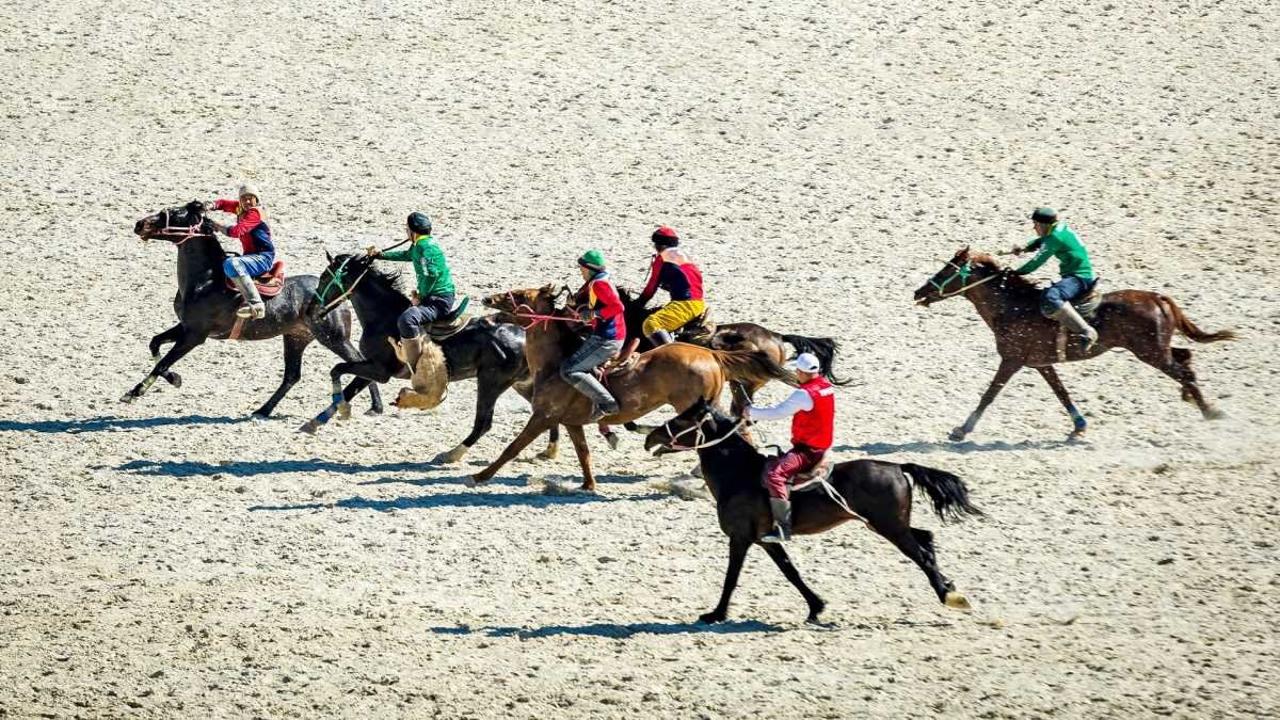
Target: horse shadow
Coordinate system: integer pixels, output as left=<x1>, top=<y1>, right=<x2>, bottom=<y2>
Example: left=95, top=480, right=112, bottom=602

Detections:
left=0, top=415, right=241, bottom=435
left=838, top=437, right=1075, bottom=456
left=428, top=619, right=781, bottom=639
left=249, top=488, right=669, bottom=512
left=118, top=458, right=522, bottom=484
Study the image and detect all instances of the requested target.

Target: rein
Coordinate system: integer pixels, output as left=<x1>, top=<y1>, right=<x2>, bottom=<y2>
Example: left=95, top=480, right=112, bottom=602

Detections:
left=312, top=238, right=419, bottom=316
left=928, top=260, right=1002, bottom=300
left=508, top=289, right=585, bottom=330
left=150, top=209, right=211, bottom=245
left=662, top=412, right=747, bottom=452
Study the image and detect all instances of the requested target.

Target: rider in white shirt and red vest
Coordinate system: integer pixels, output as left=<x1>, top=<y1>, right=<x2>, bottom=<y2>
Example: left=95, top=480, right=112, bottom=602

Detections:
left=744, top=352, right=836, bottom=544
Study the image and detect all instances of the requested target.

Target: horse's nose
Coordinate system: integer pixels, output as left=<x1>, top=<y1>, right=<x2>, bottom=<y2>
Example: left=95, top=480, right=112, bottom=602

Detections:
left=133, top=218, right=145, bottom=235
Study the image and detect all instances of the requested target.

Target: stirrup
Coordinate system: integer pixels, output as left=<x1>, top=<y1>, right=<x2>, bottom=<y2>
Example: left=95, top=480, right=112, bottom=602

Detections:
left=760, top=526, right=790, bottom=544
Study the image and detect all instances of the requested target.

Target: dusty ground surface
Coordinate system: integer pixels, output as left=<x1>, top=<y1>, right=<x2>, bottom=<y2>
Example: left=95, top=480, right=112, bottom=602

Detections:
left=2, top=0, right=1278, bottom=717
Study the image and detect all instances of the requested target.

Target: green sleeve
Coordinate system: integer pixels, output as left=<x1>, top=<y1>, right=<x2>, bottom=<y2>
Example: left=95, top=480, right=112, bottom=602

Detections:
left=1016, top=246, right=1052, bottom=275
left=379, top=248, right=412, bottom=262
left=1024, top=236, right=1045, bottom=253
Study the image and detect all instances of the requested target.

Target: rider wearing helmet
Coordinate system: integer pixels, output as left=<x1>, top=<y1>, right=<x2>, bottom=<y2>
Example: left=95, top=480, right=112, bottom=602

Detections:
left=744, top=352, right=836, bottom=544
left=616, top=226, right=705, bottom=362
left=563, top=249, right=626, bottom=422
left=208, top=183, right=275, bottom=319
left=1010, top=207, right=1099, bottom=350
left=368, top=212, right=455, bottom=374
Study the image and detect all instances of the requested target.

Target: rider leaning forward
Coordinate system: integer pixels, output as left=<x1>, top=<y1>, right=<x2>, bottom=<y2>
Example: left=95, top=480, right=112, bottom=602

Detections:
left=564, top=250, right=627, bottom=422
left=744, top=352, right=836, bottom=544
left=614, top=226, right=705, bottom=364
left=367, top=212, right=455, bottom=374
left=207, top=183, right=275, bottom=320
left=1010, top=207, right=1099, bottom=350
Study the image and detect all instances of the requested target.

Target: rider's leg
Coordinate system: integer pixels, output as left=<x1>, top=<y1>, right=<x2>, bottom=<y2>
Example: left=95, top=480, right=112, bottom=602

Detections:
left=1042, top=276, right=1097, bottom=350
left=396, top=306, right=433, bottom=374
left=760, top=447, right=818, bottom=544
left=559, top=336, right=623, bottom=421
left=223, top=256, right=266, bottom=320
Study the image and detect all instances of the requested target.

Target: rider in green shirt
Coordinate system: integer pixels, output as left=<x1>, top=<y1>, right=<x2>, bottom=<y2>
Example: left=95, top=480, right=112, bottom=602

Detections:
left=368, top=212, right=457, bottom=373
left=1010, top=207, right=1099, bottom=350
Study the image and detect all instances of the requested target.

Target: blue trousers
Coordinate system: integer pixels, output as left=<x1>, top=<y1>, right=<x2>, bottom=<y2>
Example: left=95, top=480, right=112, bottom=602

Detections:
left=223, top=253, right=275, bottom=278
left=397, top=294, right=455, bottom=339
left=1041, top=275, right=1097, bottom=316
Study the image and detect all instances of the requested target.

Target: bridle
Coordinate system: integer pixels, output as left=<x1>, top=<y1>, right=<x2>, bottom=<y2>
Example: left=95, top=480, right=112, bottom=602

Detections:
left=313, top=255, right=373, bottom=316
left=928, top=259, right=1000, bottom=300
left=659, top=410, right=747, bottom=452
left=505, top=286, right=584, bottom=330
left=149, top=208, right=211, bottom=245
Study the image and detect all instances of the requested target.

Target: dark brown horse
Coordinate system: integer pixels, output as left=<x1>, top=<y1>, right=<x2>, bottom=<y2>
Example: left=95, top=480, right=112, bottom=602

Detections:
left=644, top=398, right=980, bottom=623
left=470, top=285, right=796, bottom=491
left=914, top=247, right=1236, bottom=440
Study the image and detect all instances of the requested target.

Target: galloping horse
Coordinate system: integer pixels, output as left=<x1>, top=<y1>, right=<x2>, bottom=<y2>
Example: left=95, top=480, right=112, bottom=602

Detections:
left=915, top=247, right=1236, bottom=440
left=127, top=201, right=380, bottom=418
left=645, top=399, right=980, bottom=623
left=471, top=285, right=797, bottom=491
left=618, top=288, right=850, bottom=415
left=302, top=253, right=558, bottom=464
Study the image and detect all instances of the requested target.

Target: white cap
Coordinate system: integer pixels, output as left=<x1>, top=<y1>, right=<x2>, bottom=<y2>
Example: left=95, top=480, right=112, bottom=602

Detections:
left=788, top=352, right=821, bottom=374
left=237, top=183, right=261, bottom=199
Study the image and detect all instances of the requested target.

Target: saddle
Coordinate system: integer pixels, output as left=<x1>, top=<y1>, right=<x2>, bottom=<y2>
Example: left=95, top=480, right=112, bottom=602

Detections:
left=225, top=260, right=286, bottom=298
left=423, top=296, right=472, bottom=341
left=1072, top=280, right=1103, bottom=321
left=791, top=452, right=836, bottom=493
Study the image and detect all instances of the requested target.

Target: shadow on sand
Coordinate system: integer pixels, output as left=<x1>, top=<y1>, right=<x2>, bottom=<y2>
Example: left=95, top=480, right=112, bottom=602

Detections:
left=0, top=415, right=241, bottom=435
left=428, top=619, right=781, bottom=639
left=119, top=457, right=455, bottom=479
left=839, top=437, right=1076, bottom=456
left=249, top=488, right=668, bottom=512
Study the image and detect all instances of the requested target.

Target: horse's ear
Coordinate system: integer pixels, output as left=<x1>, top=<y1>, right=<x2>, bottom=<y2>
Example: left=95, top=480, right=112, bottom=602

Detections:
left=958, top=245, right=971, bottom=259
left=325, top=249, right=333, bottom=262
left=187, top=199, right=205, bottom=214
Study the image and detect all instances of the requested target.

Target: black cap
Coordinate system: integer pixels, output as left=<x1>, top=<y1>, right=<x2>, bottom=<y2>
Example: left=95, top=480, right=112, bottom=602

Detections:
left=1031, top=207, right=1058, bottom=224
left=407, top=212, right=433, bottom=235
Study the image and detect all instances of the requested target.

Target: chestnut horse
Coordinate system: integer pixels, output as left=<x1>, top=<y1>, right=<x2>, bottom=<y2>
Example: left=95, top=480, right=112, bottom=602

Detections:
left=915, top=247, right=1236, bottom=440
left=469, top=285, right=796, bottom=491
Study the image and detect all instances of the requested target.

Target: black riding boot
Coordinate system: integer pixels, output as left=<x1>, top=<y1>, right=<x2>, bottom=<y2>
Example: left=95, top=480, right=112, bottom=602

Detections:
left=760, top=498, right=792, bottom=544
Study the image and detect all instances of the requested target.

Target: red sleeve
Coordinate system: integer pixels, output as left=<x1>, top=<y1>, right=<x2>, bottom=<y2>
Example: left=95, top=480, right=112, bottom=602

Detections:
left=226, top=208, right=261, bottom=239
left=592, top=280, right=625, bottom=322
left=637, top=254, right=663, bottom=303
left=212, top=199, right=240, bottom=213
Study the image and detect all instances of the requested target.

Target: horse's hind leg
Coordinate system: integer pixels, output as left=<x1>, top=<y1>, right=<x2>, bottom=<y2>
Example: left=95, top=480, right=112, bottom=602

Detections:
left=1036, top=366, right=1087, bottom=438
left=759, top=542, right=826, bottom=623
left=314, top=317, right=384, bottom=416
left=469, top=415, right=555, bottom=487
left=950, top=358, right=1022, bottom=441
left=252, top=333, right=310, bottom=419
left=564, top=424, right=597, bottom=492
left=122, top=331, right=204, bottom=403
left=433, top=375, right=509, bottom=465
left=1136, top=346, right=1222, bottom=419
left=700, top=537, right=751, bottom=624
left=882, top=526, right=968, bottom=610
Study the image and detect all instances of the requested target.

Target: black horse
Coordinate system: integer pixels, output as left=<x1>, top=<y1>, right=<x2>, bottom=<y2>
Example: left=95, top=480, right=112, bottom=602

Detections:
left=644, top=398, right=980, bottom=624
left=303, top=252, right=558, bottom=464
left=128, top=201, right=380, bottom=418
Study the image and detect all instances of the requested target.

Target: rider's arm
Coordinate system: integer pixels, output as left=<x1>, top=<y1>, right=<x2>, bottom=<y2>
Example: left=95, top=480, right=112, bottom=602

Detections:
left=591, top=280, right=625, bottom=323
left=379, top=246, right=413, bottom=262
left=749, top=388, right=814, bottom=421
left=636, top=254, right=663, bottom=305
left=223, top=207, right=262, bottom=239
left=1015, top=236, right=1055, bottom=275
left=210, top=199, right=239, bottom=214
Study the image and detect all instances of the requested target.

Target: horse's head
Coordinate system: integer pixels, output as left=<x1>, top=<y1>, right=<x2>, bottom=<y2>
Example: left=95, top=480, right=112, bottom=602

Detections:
left=134, top=200, right=211, bottom=243
left=643, top=397, right=731, bottom=455
left=482, top=284, right=569, bottom=320
left=914, top=246, right=984, bottom=306
left=312, top=251, right=377, bottom=316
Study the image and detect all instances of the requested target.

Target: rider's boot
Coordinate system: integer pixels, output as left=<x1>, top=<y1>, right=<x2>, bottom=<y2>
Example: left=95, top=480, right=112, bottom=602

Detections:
left=1051, top=304, right=1098, bottom=352
left=649, top=329, right=675, bottom=347
left=760, top=498, right=792, bottom=544
left=568, top=375, right=619, bottom=422
left=232, top=274, right=267, bottom=320
left=400, top=336, right=425, bottom=376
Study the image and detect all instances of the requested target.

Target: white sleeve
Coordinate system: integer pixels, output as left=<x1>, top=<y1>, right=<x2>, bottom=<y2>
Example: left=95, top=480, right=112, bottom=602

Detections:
left=749, top=388, right=813, bottom=421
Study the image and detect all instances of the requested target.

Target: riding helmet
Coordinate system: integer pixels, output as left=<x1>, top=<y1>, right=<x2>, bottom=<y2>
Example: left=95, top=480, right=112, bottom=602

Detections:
left=1030, top=207, right=1058, bottom=224
left=238, top=183, right=261, bottom=201
left=578, top=249, right=607, bottom=271
left=651, top=225, right=680, bottom=248
left=407, top=212, right=433, bottom=236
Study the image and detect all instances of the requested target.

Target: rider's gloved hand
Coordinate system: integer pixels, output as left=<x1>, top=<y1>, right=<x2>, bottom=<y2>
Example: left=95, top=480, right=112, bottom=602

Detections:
left=365, top=245, right=381, bottom=257
left=1009, top=244, right=1025, bottom=256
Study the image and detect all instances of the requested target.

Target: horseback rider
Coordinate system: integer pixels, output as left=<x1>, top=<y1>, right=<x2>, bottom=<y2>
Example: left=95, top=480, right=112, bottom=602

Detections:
left=564, top=250, right=626, bottom=422
left=614, top=226, right=706, bottom=364
left=1010, top=207, right=1099, bottom=350
left=744, top=352, right=836, bottom=544
left=366, top=212, right=455, bottom=375
left=207, top=183, right=275, bottom=319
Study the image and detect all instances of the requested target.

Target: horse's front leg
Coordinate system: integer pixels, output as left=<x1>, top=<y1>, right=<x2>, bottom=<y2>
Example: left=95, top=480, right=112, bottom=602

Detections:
left=148, top=323, right=184, bottom=360
left=564, top=424, right=596, bottom=491
left=1036, top=366, right=1087, bottom=439
left=121, top=331, right=206, bottom=403
left=469, top=415, right=554, bottom=487
left=700, top=537, right=751, bottom=624
left=298, top=360, right=385, bottom=433
left=949, top=358, right=1022, bottom=441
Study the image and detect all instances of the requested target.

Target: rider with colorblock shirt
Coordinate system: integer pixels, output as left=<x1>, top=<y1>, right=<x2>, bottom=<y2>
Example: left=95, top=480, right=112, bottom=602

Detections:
left=563, top=250, right=627, bottom=422
left=615, top=226, right=705, bottom=365
left=1010, top=207, right=1099, bottom=350
left=207, top=183, right=275, bottom=319
left=744, top=352, right=836, bottom=544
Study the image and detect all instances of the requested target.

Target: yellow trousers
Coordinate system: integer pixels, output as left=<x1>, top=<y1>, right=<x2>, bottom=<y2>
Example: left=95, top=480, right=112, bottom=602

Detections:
left=643, top=299, right=707, bottom=336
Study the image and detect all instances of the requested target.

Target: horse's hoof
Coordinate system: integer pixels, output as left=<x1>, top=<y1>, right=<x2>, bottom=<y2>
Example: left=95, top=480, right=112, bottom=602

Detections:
left=1067, top=428, right=1087, bottom=441
left=466, top=475, right=487, bottom=488
left=579, top=483, right=596, bottom=493
left=604, top=432, right=620, bottom=451
left=535, top=444, right=559, bottom=461
left=250, top=413, right=269, bottom=423
left=165, top=372, right=182, bottom=388
left=365, top=407, right=383, bottom=417
left=1205, top=407, right=1226, bottom=420
left=944, top=591, right=972, bottom=611
left=432, top=445, right=468, bottom=465
left=119, top=393, right=137, bottom=404
left=697, top=611, right=726, bottom=625
left=336, top=403, right=351, bottom=421
left=948, top=427, right=968, bottom=442
left=298, top=420, right=319, bottom=435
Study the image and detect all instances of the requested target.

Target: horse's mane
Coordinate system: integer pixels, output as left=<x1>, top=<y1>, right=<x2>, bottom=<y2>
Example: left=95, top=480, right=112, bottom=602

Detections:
left=967, top=253, right=1043, bottom=300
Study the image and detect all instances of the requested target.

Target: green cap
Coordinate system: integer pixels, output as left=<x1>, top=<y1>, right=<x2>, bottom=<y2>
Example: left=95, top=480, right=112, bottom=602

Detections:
left=578, top=249, right=606, bottom=270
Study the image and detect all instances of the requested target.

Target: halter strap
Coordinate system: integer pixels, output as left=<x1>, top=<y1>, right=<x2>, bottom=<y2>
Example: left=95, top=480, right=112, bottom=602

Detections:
left=150, top=208, right=211, bottom=245
left=314, top=255, right=373, bottom=316
left=661, top=412, right=746, bottom=451
left=930, top=260, right=1001, bottom=300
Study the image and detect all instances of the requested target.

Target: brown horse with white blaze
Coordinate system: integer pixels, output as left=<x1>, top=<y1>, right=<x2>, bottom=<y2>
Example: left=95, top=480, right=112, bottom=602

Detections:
left=914, top=247, right=1237, bottom=440
left=470, top=285, right=796, bottom=491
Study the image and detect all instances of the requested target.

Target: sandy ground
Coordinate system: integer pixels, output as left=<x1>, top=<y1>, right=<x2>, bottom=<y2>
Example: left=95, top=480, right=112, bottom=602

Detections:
left=2, top=0, right=1279, bottom=717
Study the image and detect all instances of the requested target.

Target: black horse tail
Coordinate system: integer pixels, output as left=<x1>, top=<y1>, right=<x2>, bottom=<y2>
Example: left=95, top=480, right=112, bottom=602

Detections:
left=711, top=349, right=798, bottom=389
left=902, top=463, right=982, bottom=522
left=781, top=334, right=852, bottom=386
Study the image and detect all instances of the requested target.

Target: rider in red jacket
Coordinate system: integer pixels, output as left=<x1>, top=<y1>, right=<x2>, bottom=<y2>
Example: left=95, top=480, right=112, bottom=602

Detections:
left=745, top=352, right=836, bottom=543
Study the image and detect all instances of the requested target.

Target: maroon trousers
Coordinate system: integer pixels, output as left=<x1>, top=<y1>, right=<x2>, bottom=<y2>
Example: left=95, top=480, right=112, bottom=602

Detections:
left=762, top=445, right=825, bottom=500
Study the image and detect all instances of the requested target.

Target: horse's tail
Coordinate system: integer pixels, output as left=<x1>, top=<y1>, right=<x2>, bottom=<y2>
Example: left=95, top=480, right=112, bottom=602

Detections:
left=902, top=463, right=982, bottom=522
left=710, top=349, right=798, bottom=389
left=781, top=334, right=852, bottom=386
left=1158, top=295, right=1237, bottom=343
